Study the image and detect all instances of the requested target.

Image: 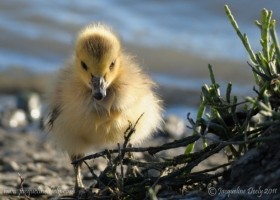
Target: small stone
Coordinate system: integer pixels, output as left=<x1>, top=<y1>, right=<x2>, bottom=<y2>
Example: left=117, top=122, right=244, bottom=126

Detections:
left=31, top=175, right=46, bottom=183
left=3, top=160, right=20, bottom=172
left=1, top=108, right=28, bottom=129
left=26, top=163, right=37, bottom=172
left=1, top=172, right=19, bottom=187
left=32, top=152, right=52, bottom=163
left=16, top=91, right=42, bottom=122
left=164, top=115, right=186, bottom=139
left=38, top=185, right=52, bottom=195
left=92, top=187, right=100, bottom=194
left=10, top=161, right=20, bottom=171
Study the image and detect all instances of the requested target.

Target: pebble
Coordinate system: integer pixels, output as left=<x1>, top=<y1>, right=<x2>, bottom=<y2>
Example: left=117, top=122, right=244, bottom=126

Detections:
left=37, top=185, right=53, bottom=195
left=3, top=160, right=20, bottom=172
left=1, top=108, right=28, bottom=129
left=10, top=160, right=20, bottom=171
left=32, top=152, right=52, bottom=163
left=26, top=163, right=38, bottom=172
left=163, top=115, right=186, bottom=139
left=31, top=175, right=47, bottom=183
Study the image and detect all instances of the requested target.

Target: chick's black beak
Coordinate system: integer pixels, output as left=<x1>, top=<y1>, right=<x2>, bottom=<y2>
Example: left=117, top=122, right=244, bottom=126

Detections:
left=91, top=76, right=106, bottom=101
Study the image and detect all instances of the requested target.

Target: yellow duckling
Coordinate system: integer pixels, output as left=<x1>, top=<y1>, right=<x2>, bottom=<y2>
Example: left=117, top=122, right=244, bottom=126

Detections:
left=46, top=24, right=162, bottom=192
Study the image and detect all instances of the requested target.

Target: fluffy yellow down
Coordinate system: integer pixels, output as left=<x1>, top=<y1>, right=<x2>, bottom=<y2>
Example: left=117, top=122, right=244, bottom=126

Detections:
left=47, top=24, right=163, bottom=156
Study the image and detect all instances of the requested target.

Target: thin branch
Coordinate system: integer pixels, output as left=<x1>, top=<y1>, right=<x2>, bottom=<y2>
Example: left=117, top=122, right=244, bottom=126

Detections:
left=72, top=134, right=200, bottom=164
left=160, top=143, right=226, bottom=180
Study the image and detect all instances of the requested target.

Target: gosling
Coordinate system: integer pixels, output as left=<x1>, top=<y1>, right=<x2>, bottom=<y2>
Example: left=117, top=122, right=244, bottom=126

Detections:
left=46, top=24, right=162, bottom=193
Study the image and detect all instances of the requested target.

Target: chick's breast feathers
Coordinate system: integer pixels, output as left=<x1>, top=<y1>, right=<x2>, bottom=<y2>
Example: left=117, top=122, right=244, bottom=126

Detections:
left=47, top=53, right=162, bottom=155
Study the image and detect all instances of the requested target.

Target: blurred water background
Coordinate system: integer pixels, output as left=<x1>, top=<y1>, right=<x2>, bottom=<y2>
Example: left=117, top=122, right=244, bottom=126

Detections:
left=0, top=0, right=279, bottom=127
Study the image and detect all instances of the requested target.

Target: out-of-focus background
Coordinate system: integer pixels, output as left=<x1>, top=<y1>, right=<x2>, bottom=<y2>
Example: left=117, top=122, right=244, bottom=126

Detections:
left=0, top=0, right=279, bottom=130
left=1, top=1, right=280, bottom=196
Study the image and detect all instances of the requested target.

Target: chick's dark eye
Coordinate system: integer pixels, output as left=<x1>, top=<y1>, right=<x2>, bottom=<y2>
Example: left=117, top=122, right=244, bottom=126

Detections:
left=81, top=61, right=88, bottom=71
left=109, top=60, right=115, bottom=71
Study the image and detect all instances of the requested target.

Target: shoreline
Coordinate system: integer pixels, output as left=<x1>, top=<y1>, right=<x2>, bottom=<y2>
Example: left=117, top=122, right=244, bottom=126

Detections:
left=0, top=42, right=254, bottom=89
left=125, top=43, right=254, bottom=84
left=0, top=44, right=255, bottom=112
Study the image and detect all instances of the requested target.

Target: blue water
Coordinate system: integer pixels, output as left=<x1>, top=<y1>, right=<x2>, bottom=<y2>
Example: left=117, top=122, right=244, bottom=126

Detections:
left=153, top=73, right=254, bottom=96
left=0, top=0, right=279, bottom=118
left=0, top=0, right=279, bottom=72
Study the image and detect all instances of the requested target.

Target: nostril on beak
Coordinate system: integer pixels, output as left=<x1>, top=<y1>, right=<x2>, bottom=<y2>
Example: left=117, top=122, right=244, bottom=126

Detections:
left=94, top=92, right=104, bottom=101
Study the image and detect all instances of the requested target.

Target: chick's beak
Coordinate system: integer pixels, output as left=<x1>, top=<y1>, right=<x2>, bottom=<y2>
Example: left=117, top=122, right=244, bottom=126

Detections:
left=91, top=76, right=106, bottom=101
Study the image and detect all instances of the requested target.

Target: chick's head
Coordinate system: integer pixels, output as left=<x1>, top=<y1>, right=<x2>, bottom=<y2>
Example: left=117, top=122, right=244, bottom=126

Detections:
left=75, top=24, right=121, bottom=101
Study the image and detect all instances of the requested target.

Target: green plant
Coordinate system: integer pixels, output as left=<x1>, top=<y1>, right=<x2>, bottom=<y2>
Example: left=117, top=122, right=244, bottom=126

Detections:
left=185, top=5, right=280, bottom=159
left=225, top=5, right=280, bottom=121
left=225, top=5, right=280, bottom=97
